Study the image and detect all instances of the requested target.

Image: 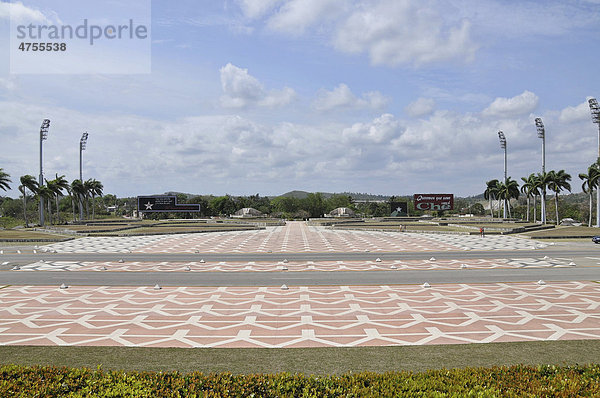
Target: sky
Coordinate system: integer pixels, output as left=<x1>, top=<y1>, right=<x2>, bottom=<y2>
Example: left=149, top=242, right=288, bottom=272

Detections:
left=1, top=0, right=600, bottom=198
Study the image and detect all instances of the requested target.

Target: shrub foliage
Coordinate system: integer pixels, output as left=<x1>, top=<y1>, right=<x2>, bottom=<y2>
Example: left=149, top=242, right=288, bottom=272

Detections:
left=1, top=364, right=600, bottom=397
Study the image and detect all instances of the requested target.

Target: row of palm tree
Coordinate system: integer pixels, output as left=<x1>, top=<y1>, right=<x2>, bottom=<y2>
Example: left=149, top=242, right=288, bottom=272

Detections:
left=483, top=178, right=520, bottom=218
left=486, top=170, right=572, bottom=224
left=0, top=168, right=104, bottom=226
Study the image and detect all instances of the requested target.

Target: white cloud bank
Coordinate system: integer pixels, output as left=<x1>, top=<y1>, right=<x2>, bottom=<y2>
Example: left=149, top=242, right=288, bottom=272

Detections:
left=1, top=89, right=597, bottom=197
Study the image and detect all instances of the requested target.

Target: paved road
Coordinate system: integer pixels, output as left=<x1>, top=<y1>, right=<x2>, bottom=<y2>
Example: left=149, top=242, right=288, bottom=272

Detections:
left=2, top=246, right=600, bottom=263
left=2, top=265, right=599, bottom=286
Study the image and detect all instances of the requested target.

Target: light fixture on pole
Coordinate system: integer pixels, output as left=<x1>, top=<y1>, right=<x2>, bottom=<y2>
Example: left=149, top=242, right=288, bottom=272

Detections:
left=535, top=118, right=546, bottom=224
left=79, top=132, right=88, bottom=221
left=589, top=98, right=600, bottom=227
left=39, top=119, right=50, bottom=226
left=498, top=130, right=507, bottom=219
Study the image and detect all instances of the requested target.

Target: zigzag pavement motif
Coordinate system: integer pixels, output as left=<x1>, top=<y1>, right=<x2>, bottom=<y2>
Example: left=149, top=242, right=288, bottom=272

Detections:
left=14, top=257, right=575, bottom=272
left=1, top=282, right=598, bottom=348
left=40, top=222, right=547, bottom=254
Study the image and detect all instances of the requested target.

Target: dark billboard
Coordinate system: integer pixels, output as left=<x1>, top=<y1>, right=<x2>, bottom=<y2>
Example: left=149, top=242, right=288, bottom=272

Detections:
left=137, top=196, right=201, bottom=213
left=390, top=202, right=408, bottom=216
left=413, top=194, right=454, bottom=211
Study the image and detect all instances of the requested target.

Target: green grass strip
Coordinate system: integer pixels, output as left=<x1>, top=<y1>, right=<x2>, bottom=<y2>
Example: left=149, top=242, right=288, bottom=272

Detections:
left=1, top=340, right=599, bottom=374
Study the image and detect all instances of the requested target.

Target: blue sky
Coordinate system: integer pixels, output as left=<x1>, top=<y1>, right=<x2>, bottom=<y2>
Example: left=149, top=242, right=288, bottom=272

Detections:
left=1, top=0, right=600, bottom=198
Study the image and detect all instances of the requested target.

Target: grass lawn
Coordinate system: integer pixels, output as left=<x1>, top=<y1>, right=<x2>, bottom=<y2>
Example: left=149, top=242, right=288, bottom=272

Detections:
left=96, top=225, right=260, bottom=236
left=522, top=226, right=600, bottom=238
left=334, top=223, right=474, bottom=233
left=1, top=340, right=599, bottom=374
left=56, top=224, right=137, bottom=232
left=0, top=229, right=71, bottom=241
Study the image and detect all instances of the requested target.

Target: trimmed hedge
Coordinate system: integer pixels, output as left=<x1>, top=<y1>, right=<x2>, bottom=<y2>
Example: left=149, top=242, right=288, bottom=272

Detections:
left=1, top=364, right=599, bottom=397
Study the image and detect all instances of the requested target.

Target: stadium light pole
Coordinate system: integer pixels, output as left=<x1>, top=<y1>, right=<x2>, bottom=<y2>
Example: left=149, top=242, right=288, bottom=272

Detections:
left=79, top=132, right=88, bottom=221
left=498, top=131, right=507, bottom=219
left=39, top=119, right=50, bottom=226
left=535, top=118, right=546, bottom=224
left=589, top=98, right=600, bottom=227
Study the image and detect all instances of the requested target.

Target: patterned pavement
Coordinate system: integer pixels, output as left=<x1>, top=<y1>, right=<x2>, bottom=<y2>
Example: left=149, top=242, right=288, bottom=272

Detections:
left=13, top=257, right=576, bottom=272
left=3, top=222, right=596, bottom=349
left=1, top=282, right=598, bottom=348
left=39, top=222, right=546, bottom=254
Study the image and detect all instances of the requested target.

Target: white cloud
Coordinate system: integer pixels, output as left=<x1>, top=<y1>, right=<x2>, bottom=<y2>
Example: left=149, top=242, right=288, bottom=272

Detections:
left=559, top=100, right=592, bottom=124
left=238, top=0, right=282, bottom=19
left=0, top=1, right=49, bottom=23
left=482, top=91, right=539, bottom=117
left=219, top=63, right=296, bottom=108
left=266, top=0, right=345, bottom=34
left=333, top=0, right=477, bottom=66
left=342, top=113, right=402, bottom=144
left=405, top=97, right=435, bottom=117
left=312, top=84, right=388, bottom=111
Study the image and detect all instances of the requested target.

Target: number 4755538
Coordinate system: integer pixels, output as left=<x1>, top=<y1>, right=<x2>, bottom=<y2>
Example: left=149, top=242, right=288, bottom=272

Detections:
left=18, top=42, right=67, bottom=51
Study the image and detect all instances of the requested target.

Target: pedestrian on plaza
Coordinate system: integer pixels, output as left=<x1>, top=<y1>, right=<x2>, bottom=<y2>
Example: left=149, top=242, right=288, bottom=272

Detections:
left=480, top=227, right=485, bottom=237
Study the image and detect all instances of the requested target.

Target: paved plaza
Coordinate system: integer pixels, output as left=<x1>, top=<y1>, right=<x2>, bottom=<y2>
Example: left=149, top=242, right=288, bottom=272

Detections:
left=39, top=222, right=547, bottom=253
left=1, top=221, right=598, bottom=348
left=1, top=282, right=598, bottom=348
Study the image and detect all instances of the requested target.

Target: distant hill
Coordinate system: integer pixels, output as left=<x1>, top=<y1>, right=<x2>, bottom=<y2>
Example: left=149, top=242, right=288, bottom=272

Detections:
left=278, top=190, right=313, bottom=199
left=277, top=191, right=393, bottom=201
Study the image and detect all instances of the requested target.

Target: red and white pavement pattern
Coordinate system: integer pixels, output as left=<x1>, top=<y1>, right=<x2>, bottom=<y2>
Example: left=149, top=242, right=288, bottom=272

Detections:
left=1, top=282, right=599, bottom=348
left=40, top=222, right=546, bottom=254
left=14, top=257, right=575, bottom=272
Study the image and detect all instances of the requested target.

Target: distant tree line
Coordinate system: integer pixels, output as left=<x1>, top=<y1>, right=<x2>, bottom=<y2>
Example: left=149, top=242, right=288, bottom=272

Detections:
left=1, top=164, right=597, bottom=226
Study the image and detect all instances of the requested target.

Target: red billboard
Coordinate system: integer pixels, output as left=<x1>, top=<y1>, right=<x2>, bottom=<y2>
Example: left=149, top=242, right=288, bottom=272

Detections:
left=413, top=194, right=454, bottom=211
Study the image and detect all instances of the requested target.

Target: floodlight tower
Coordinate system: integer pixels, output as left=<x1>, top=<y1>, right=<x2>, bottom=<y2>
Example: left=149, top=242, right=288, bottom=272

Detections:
left=535, top=118, right=546, bottom=224
left=498, top=131, right=507, bottom=219
left=589, top=98, right=600, bottom=227
left=39, top=119, right=50, bottom=226
left=79, top=132, right=88, bottom=221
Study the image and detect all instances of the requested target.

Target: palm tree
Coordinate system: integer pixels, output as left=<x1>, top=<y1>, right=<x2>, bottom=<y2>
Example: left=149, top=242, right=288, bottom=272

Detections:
left=66, top=184, right=76, bottom=222
left=0, top=168, right=11, bottom=191
left=45, top=179, right=57, bottom=224
left=496, top=177, right=520, bottom=218
left=520, top=174, right=538, bottom=222
left=579, top=164, right=600, bottom=227
left=37, top=185, right=54, bottom=226
left=46, top=174, right=69, bottom=224
left=71, top=179, right=86, bottom=221
left=83, top=179, right=94, bottom=219
left=484, top=179, right=500, bottom=218
left=86, top=179, right=104, bottom=219
left=530, top=174, right=541, bottom=223
left=536, top=172, right=552, bottom=224
left=19, top=175, right=38, bottom=227
left=547, top=169, right=572, bottom=224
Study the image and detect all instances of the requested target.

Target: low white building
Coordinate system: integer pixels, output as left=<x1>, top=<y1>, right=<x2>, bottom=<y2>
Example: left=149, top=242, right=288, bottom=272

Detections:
left=326, top=207, right=355, bottom=218
left=231, top=207, right=264, bottom=218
